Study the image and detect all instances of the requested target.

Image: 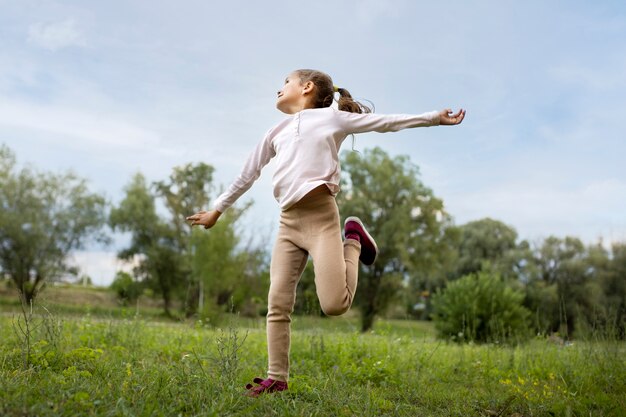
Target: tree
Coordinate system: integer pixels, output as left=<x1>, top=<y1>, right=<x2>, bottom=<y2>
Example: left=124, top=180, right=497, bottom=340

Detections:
left=579, top=242, right=616, bottom=336
left=111, top=165, right=267, bottom=319
left=527, top=236, right=592, bottom=336
left=110, top=271, right=143, bottom=305
left=294, top=261, right=323, bottom=316
left=405, top=225, right=460, bottom=319
left=336, top=147, right=453, bottom=331
left=0, top=144, right=107, bottom=303
left=153, top=163, right=215, bottom=245
left=603, top=243, right=626, bottom=338
left=109, top=173, right=184, bottom=317
left=431, top=270, right=531, bottom=344
left=153, top=162, right=231, bottom=317
left=453, top=218, right=522, bottom=279
left=188, top=206, right=266, bottom=318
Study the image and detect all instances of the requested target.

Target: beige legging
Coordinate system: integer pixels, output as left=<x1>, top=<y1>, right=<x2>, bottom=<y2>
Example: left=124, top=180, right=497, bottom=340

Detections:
left=266, top=185, right=361, bottom=382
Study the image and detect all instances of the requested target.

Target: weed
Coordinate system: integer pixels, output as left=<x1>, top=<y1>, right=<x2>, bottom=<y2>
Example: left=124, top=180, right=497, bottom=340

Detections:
left=11, top=292, right=34, bottom=369
left=211, top=321, right=248, bottom=382
left=40, top=306, right=63, bottom=351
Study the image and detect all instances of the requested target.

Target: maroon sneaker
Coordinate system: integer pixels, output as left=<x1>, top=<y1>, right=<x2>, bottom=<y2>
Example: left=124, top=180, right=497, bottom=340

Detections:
left=245, top=377, right=288, bottom=397
left=344, top=216, right=378, bottom=265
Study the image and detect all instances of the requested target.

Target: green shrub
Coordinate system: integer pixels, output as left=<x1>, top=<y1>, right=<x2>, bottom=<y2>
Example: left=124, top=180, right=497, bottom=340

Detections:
left=110, top=272, right=142, bottom=306
left=431, top=271, right=531, bottom=344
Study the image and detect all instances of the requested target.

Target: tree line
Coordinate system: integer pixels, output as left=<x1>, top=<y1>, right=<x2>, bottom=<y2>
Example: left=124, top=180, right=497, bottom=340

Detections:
left=1, top=143, right=624, bottom=337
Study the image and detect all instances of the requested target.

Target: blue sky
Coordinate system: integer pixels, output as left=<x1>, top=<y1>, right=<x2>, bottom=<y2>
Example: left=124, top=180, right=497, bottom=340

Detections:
left=2, top=1, right=625, bottom=285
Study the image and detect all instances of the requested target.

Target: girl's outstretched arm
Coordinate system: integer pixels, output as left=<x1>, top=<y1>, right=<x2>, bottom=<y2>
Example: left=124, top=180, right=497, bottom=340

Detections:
left=438, top=108, right=466, bottom=125
left=334, top=107, right=465, bottom=135
left=186, top=209, right=222, bottom=229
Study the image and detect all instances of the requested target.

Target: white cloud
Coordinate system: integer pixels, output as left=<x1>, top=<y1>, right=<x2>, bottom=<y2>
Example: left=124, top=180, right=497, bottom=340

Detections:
left=27, top=19, right=86, bottom=51
left=448, top=179, right=626, bottom=244
left=0, top=98, right=162, bottom=150
left=70, top=251, right=136, bottom=287
left=1, top=0, right=624, bottom=277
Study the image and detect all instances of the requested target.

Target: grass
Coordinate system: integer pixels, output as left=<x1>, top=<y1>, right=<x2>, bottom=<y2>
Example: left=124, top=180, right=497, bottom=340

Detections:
left=1, top=301, right=625, bottom=417
left=0, top=283, right=169, bottom=321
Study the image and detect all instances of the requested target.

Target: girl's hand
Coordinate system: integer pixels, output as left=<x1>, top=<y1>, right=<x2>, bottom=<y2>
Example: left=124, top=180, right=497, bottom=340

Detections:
left=439, top=108, right=466, bottom=125
left=186, top=209, right=221, bottom=229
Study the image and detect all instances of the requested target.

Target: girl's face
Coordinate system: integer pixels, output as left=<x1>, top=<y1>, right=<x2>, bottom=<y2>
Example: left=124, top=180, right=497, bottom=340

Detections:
left=276, top=73, right=313, bottom=114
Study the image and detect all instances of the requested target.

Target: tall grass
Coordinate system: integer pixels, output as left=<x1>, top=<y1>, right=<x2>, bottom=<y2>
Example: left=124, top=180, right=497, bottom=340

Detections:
left=1, top=309, right=624, bottom=416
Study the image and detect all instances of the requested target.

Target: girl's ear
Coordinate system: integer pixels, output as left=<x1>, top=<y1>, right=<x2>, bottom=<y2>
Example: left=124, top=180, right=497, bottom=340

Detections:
left=301, top=81, right=314, bottom=95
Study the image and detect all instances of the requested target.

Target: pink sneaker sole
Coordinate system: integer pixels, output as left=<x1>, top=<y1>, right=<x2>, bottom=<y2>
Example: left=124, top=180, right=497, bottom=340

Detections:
left=344, top=216, right=378, bottom=265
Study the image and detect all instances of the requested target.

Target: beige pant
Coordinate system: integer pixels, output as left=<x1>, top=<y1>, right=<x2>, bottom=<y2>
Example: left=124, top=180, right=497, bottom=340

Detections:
left=266, top=185, right=361, bottom=382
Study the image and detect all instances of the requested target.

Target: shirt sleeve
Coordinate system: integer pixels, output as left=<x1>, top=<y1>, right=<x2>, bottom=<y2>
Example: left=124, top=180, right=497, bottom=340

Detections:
left=334, top=108, right=440, bottom=134
left=213, top=129, right=276, bottom=213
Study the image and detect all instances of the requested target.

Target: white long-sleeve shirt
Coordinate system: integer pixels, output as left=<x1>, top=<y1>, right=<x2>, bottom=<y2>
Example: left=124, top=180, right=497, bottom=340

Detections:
left=214, top=107, right=440, bottom=212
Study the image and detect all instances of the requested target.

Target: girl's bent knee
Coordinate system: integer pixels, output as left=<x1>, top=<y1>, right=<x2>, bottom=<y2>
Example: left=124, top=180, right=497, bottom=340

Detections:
left=321, top=302, right=350, bottom=316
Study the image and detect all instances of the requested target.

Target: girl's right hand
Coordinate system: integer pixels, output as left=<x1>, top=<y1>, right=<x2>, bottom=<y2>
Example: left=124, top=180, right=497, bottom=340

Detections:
left=186, top=209, right=221, bottom=229
left=438, top=108, right=466, bottom=125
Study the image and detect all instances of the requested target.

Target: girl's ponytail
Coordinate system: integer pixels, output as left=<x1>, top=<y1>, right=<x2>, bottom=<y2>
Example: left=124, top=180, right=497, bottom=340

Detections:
left=336, top=87, right=372, bottom=114
left=294, top=69, right=373, bottom=114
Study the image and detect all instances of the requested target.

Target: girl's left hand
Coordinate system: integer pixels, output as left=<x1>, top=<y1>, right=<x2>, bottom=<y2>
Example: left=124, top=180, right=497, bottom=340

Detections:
left=439, top=108, right=466, bottom=125
left=186, top=209, right=221, bottom=229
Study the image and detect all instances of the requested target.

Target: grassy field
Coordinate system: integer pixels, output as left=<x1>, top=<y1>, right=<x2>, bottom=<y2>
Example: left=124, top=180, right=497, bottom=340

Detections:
left=1, top=287, right=625, bottom=416
left=0, top=284, right=168, bottom=321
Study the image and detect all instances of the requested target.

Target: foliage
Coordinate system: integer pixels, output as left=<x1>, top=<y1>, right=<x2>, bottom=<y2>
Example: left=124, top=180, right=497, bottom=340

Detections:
left=110, top=166, right=269, bottom=319
left=337, top=147, right=454, bottom=332
left=0, top=144, right=107, bottom=303
left=188, top=205, right=266, bottom=320
left=431, top=270, right=531, bottom=343
left=545, top=240, right=626, bottom=339
left=526, top=236, right=598, bottom=337
left=452, top=218, right=532, bottom=281
left=109, top=172, right=182, bottom=317
left=440, top=221, right=625, bottom=340
left=153, top=162, right=216, bottom=239
left=600, top=243, right=626, bottom=338
left=109, top=271, right=143, bottom=306
left=294, top=261, right=322, bottom=316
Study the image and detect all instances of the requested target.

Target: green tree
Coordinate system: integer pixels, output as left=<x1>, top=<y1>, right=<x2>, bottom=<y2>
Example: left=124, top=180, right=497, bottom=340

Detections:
left=111, top=165, right=268, bottom=319
left=110, top=271, right=143, bottom=305
left=528, top=236, right=592, bottom=337
left=109, top=173, right=183, bottom=317
left=454, top=218, right=524, bottom=279
left=154, top=163, right=215, bottom=245
left=153, top=163, right=216, bottom=316
left=568, top=241, right=626, bottom=339
left=405, top=225, right=460, bottom=319
left=431, top=270, right=531, bottom=344
left=336, top=147, right=453, bottom=331
left=0, top=144, right=107, bottom=303
left=294, top=261, right=323, bottom=316
left=189, top=206, right=268, bottom=319
left=230, top=245, right=270, bottom=318
left=603, top=243, right=626, bottom=338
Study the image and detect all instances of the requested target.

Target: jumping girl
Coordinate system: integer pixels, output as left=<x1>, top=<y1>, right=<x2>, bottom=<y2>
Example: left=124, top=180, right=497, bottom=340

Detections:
left=186, top=69, right=465, bottom=397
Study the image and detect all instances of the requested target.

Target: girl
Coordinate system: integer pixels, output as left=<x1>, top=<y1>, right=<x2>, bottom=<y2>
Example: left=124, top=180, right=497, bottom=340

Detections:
left=187, top=69, right=465, bottom=397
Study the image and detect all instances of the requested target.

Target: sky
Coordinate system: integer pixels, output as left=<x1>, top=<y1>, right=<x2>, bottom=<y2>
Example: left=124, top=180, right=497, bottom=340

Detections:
left=1, top=1, right=625, bottom=286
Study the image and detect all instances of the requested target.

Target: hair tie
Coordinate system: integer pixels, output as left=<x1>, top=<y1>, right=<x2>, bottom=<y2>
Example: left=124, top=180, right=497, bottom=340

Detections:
left=333, top=85, right=340, bottom=93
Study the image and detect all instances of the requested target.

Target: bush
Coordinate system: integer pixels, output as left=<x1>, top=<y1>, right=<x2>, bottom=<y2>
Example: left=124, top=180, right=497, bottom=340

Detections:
left=431, top=271, right=531, bottom=344
left=110, top=272, right=142, bottom=306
